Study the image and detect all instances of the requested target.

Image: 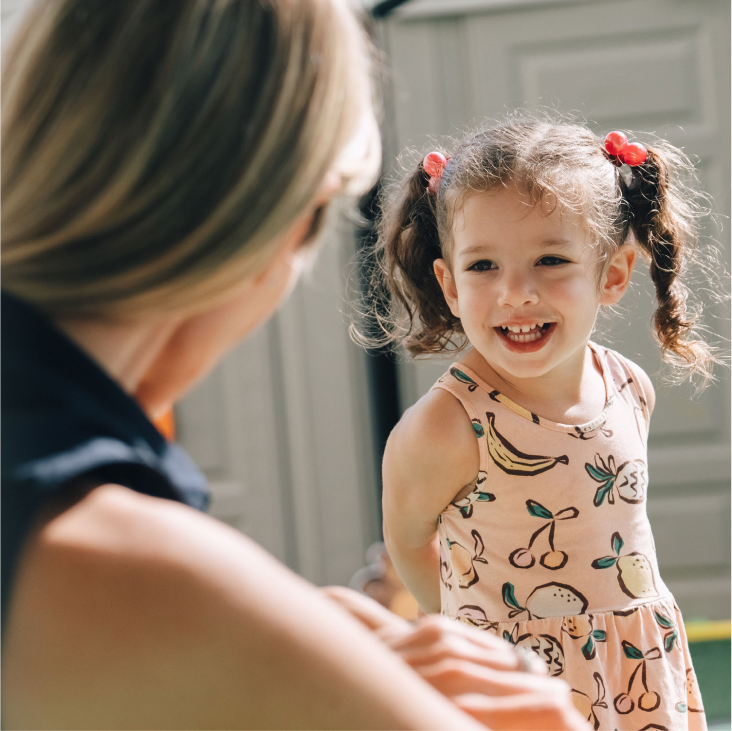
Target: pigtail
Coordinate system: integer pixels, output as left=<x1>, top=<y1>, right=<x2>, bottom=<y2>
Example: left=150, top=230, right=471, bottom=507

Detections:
left=352, top=158, right=464, bottom=355
left=619, top=144, right=720, bottom=381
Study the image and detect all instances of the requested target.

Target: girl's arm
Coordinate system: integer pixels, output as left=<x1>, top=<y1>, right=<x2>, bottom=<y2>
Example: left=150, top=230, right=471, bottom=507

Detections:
left=2, top=484, right=485, bottom=731
left=382, top=389, right=480, bottom=614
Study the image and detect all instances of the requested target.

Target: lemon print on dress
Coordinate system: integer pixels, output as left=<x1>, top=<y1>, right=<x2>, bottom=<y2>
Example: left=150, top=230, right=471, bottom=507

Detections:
left=591, top=532, right=658, bottom=599
left=485, top=412, right=569, bottom=476
left=509, top=500, right=579, bottom=571
left=446, top=529, right=488, bottom=588
left=570, top=672, right=607, bottom=730
left=502, top=581, right=588, bottom=620
left=614, top=641, right=662, bottom=715
left=585, top=453, right=647, bottom=505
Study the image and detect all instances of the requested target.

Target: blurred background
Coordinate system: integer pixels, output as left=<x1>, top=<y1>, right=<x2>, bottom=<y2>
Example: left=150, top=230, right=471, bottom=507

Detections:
left=2, top=0, right=729, bottom=722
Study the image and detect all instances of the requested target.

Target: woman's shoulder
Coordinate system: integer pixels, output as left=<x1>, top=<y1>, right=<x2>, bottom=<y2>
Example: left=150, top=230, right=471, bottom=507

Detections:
left=4, top=483, right=470, bottom=730
left=593, top=343, right=656, bottom=414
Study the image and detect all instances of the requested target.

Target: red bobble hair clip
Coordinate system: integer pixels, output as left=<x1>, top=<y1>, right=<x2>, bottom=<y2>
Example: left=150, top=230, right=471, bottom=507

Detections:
left=604, top=131, right=647, bottom=167
left=423, top=151, right=451, bottom=194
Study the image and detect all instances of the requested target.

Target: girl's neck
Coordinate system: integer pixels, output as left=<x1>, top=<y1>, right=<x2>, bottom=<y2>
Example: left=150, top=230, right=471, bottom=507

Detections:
left=461, top=342, right=606, bottom=426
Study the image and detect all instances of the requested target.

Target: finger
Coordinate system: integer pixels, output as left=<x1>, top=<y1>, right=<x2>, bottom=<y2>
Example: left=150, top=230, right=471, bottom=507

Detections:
left=321, top=586, right=409, bottom=632
left=416, top=658, right=569, bottom=697
left=383, top=615, right=536, bottom=673
left=397, top=635, right=523, bottom=673
left=456, top=691, right=591, bottom=731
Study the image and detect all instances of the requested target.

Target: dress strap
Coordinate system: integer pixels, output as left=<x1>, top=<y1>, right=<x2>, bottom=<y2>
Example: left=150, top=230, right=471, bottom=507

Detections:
left=432, top=366, right=491, bottom=479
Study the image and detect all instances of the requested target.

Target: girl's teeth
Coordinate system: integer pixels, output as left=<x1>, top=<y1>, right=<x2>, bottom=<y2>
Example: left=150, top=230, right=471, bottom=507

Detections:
left=500, top=323, right=549, bottom=342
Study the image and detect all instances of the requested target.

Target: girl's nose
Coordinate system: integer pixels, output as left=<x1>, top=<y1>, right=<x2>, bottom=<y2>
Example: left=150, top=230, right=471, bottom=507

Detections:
left=496, top=271, right=540, bottom=308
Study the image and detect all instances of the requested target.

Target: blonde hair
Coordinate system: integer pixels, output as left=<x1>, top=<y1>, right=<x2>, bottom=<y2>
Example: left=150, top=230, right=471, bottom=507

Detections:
left=2, top=0, right=380, bottom=319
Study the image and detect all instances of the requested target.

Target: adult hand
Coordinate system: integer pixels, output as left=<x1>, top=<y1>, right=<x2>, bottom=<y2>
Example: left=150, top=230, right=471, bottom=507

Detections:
left=378, top=615, right=589, bottom=731
left=323, top=588, right=589, bottom=731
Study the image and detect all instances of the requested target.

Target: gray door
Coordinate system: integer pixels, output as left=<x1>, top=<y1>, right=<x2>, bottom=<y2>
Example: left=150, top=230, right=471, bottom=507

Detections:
left=378, top=0, right=730, bottom=619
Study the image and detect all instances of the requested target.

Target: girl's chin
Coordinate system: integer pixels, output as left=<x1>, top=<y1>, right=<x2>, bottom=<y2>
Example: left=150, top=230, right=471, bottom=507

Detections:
left=493, top=323, right=556, bottom=354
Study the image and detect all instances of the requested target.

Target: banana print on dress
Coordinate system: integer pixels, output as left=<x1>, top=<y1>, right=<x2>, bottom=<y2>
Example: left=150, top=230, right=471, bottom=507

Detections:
left=570, top=672, right=608, bottom=730
left=450, top=469, right=495, bottom=518
left=562, top=615, right=607, bottom=660
left=591, top=532, right=658, bottom=600
left=503, top=581, right=588, bottom=620
left=502, top=623, right=565, bottom=676
left=614, top=641, right=663, bottom=715
left=509, top=500, right=579, bottom=571
left=446, top=529, right=488, bottom=588
left=586, top=453, right=647, bottom=505
left=485, top=412, right=569, bottom=476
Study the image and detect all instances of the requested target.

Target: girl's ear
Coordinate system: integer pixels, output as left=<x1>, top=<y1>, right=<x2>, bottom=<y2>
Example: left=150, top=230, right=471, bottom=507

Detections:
left=433, top=259, right=460, bottom=317
left=599, top=244, right=636, bottom=305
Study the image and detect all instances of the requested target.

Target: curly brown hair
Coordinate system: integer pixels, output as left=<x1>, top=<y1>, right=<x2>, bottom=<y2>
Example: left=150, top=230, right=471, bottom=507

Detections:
left=353, top=113, right=725, bottom=383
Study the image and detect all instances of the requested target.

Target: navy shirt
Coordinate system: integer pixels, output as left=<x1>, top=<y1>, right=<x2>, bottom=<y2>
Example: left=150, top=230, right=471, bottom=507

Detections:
left=1, top=292, right=209, bottom=629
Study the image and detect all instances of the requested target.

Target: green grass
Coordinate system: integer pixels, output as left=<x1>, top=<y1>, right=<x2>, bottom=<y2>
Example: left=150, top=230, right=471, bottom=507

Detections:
left=689, top=639, right=731, bottom=722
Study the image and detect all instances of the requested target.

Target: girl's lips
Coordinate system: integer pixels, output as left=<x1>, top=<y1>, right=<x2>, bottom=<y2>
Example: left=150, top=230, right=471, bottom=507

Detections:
left=494, top=322, right=556, bottom=353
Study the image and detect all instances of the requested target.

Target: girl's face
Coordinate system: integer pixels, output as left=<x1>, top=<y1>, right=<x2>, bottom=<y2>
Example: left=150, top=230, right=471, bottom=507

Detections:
left=434, top=184, right=632, bottom=383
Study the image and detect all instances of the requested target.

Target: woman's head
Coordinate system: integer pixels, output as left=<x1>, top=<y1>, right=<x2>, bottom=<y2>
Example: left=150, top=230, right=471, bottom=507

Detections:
left=2, top=0, right=380, bottom=320
left=361, top=113, right=720, bottom=381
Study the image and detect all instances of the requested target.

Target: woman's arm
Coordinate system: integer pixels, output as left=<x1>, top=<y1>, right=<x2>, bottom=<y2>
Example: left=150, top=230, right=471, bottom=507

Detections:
left=382, top=389, right=480, bottom=613
left=2, top=484, right=484, bottom=730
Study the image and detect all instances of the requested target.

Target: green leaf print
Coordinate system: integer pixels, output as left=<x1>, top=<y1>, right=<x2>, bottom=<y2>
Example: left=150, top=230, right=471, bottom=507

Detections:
left=591, top=556, right=618, bottom=569
left=477, top=492, right=496, bottom=502
left=654, top=611, right=675, bottom=629
left=451, top=368, right=478, bottom=391
left=502, top=582, right=522, bottom=611
left=612, top=532, right=624, bottom=556
left=592, top=630, right=607, bottom=641
left=585, top=463, right=610, bottom=482
left=472, top=422, right=485, bottom=438
left=664, top=630, right=679, bottom=653
left=593, top=481, right=614, bottom=507
left=526, top=500, right=554, bottom=520
left=581, top=636, right=595, bottom=660
left=622, top=640, right=644, bottom=660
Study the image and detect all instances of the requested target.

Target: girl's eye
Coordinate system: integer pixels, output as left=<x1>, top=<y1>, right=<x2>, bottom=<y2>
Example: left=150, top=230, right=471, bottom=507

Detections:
left=538, top=256, right=569, bottom=267
left=468, top=260, right=496, bottom=272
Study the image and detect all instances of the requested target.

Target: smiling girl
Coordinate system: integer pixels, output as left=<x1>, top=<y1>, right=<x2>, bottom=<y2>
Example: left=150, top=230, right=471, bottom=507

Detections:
left=359, top=116, right=724, bottom=730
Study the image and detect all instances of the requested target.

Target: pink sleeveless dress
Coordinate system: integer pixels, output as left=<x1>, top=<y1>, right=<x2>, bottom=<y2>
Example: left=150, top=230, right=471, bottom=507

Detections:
left=432, top=343, right=706, bottom=731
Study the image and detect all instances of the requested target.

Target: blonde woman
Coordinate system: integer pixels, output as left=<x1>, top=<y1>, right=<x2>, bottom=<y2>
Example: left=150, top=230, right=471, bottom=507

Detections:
left=1, top=2, right=587, bottom=728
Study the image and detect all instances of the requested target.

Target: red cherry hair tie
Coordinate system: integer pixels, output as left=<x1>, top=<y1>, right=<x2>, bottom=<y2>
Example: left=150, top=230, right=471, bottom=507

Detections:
left=423, top=151, right=451, bottom=194
left=604, top=131, right=647, bottom=167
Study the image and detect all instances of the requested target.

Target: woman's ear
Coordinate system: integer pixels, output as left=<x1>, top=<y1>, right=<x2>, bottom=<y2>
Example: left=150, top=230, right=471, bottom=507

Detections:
left=433, top=259, right=460, bottom=318
left=599, top=244, right=636, bottom=305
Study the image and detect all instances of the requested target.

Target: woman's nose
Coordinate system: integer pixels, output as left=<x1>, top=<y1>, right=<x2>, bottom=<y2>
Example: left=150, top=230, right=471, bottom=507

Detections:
left=496, top=271, right=539, bottom=308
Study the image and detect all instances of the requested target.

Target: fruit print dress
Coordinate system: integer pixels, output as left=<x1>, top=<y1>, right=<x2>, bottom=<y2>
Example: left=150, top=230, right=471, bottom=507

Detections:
left=433, top=343, right=706, bottom=731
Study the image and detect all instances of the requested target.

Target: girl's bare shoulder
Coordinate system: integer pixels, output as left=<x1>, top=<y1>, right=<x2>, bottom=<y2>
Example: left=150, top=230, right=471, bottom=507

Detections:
left=383, top=387, right=480, bottom=510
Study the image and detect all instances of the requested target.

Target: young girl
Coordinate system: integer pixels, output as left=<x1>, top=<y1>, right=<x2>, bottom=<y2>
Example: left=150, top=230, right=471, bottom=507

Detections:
left=364, top=116, right=722, bottom=731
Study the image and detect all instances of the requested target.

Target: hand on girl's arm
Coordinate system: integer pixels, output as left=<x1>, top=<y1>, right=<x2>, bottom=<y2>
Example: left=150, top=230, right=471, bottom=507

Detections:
left=382, top=389, right=481, bottom=614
